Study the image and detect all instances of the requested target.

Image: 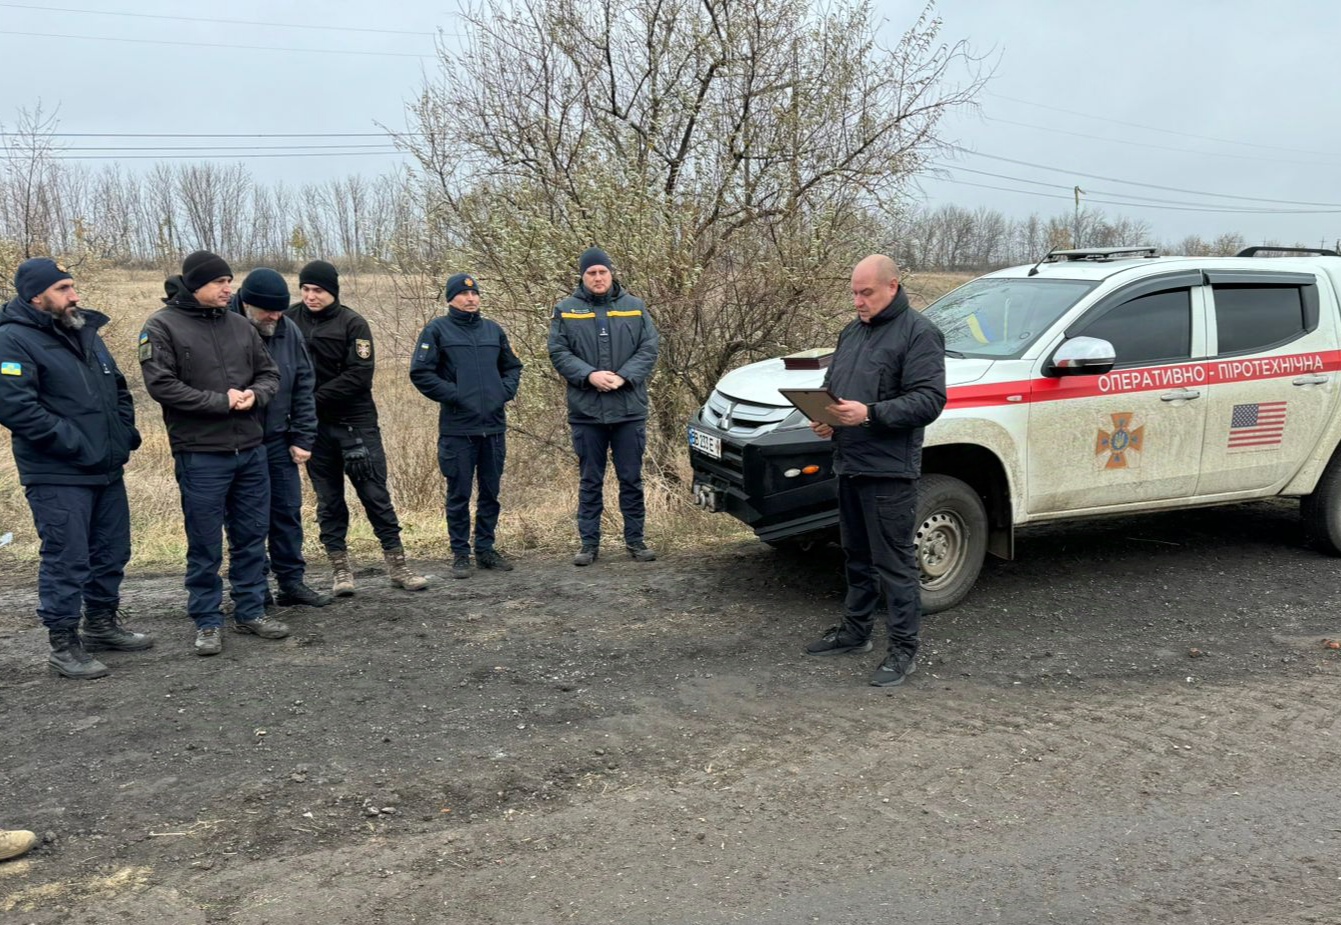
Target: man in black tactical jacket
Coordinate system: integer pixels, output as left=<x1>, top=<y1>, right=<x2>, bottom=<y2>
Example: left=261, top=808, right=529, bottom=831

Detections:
left=548, top=248, right=660, bottom=566
left=286, top=260, right=426, bottom=595
left=228, top=268, right=328, bottom=609
left=410, top=273, right=524, bottom=579
left=0, top=258, right=153, bottom=679
left=804, top=255, right=947, bottom=687
left=140, top=250, right=289, bottom=656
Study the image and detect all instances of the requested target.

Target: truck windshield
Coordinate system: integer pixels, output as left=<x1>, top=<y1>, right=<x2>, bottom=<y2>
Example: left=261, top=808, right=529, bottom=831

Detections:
left=924, top=277, right=1098, bottom=358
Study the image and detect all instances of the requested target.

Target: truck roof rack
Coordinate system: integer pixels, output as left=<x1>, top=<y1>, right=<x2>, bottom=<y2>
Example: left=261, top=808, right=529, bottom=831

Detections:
left=1236, top=245, right=1340, bottom=258
left=1046, top=246, right=1160, bottom=262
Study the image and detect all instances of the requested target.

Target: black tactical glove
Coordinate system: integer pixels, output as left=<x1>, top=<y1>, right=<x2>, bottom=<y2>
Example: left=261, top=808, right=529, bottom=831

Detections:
left=340, top=427, right=376, bottom=481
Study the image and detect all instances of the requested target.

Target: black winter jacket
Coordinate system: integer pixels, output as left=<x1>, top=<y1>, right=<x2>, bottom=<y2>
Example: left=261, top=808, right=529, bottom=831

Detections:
left=285, top=301, right=378, bottom=427
left=139, top=277, right=280, bottom=453
left=229, top=295, right=318, bottom=450
left=822, top=287, right=947, bottom=478
left=547, top=282, right=659, bottom=424
left=0, top=298, right=140, bottom=486
left=409, top=307, right=524, bottom=436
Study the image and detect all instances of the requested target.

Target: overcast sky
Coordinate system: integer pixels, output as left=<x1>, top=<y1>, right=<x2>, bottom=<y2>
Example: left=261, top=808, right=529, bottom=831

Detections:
left=1, top=0, right=1339, bottom=249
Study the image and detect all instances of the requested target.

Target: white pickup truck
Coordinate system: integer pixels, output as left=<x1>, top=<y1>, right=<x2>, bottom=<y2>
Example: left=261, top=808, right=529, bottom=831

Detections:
left=687, top=246, right=1341, bottom=612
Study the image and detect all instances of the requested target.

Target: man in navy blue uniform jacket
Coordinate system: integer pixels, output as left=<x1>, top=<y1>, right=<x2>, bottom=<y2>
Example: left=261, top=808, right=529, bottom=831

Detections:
left=0, top=258, right=153, bottom=679
left=410, top=273, right=523, bottom=578
left=229, top=268, right=328, bottom=608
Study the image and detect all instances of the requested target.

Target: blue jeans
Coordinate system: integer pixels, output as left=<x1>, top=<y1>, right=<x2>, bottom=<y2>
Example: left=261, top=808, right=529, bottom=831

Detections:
left=174, top=447, right=270, bottom=629
left=570, top=421, right=647, bottom=547
left=438, top=433, right=505, bottom=558
left=24, top=481, right=131, bottom=630
left=262, top=437, right=307, bottom=586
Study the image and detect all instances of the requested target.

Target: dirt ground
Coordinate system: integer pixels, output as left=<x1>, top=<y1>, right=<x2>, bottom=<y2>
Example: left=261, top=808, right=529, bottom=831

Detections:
left=2, top=500, right=1341, bottom=924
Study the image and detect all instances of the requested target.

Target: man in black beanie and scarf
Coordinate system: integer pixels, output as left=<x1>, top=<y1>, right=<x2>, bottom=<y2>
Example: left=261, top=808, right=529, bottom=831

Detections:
left=286, top=259, right=426, bottom=595
left=139, top=250, right=287, bottom=656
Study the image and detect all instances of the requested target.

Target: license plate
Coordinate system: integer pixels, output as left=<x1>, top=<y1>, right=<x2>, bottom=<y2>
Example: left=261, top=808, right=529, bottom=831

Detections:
left=688, top=426, right=721, bottom=459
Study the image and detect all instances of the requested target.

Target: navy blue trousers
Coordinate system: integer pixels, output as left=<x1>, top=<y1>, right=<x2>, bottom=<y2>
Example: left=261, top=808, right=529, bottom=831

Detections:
left=24, top=480, right=131, bottom=630
left=438, top=433, right=505, bottom=558
left=571, top=420, right=647, bottom=547
left=174, top=447, right=270, bottom=629
left=838, top=475, right=921, bottom=657
left=263, top=436, right=307, bottom=586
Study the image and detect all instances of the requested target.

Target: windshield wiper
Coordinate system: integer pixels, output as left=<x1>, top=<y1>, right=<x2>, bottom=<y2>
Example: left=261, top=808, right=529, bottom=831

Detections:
left=945, top=348, right=966, bottom=358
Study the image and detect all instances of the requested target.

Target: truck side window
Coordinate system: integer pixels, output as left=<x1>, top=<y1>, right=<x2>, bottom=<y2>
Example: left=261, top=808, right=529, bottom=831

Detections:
left=1212, top=284, right=1306, bottom=355
left=1076, top=288, right=1192, bottom=366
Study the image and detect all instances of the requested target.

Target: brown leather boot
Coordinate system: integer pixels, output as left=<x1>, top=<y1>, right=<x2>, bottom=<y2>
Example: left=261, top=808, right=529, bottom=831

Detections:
left=383, top=548, right=427, bottom=591
left=329, top=551, right=356, bottom=597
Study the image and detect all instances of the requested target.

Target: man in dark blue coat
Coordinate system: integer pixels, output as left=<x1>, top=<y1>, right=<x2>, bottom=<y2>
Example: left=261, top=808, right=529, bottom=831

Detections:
left=804, top=255, right=947, bottom=688
left=229, top=269, right=328, bottom=608
left=410, top=273, right=523, bottom=578
left=0, top=258, right=153, bottom=679
left=547, top=249, right=660, bottom=566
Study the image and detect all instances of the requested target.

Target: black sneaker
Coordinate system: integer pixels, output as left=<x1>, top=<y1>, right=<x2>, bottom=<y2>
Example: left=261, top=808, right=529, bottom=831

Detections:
left=573, top=546, right=598, bottom=567
left=870, top=650, right=917, bottom=687
left=626, top=542, right=657, bottom=562
left=276, top=582, right=332, bottom=607
left=451, top=556, right=473, bottom=579
left=476, top=550, right=513, bottom=571
left=233, top=616, right=291, bottom=640
left=805, top=625, right=873, bottom=656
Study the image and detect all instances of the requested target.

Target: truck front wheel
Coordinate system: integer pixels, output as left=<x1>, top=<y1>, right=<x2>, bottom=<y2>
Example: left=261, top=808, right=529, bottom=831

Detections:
left=916, top=474, right=989, bottom=614
left=1302, top=450, right=1341, bottom=555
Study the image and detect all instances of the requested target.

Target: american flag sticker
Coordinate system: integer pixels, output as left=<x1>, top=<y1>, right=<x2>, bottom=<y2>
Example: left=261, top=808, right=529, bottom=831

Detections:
left=1227, top=401, right=1287, bottom=452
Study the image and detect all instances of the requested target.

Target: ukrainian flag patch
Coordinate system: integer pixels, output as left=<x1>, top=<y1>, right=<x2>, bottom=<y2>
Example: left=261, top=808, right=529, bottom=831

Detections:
left=1, top=361, right=21, bottom=376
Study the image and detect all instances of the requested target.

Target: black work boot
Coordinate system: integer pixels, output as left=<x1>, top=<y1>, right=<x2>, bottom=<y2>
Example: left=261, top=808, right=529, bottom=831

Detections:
left=276, top=582, right=332, bottom=607
left=573, top=545, right=599, bottom=567
left=626, top=542, right=657, bottom=562
left=48, top=628, right=111, bottom=680
left=804, top=625, right=873, bottom=656
left=476, top=550, right=514, bottom=571
left=870, top=649, right=918, bottom=687
left=82, top=610, right=155, bottom=652
left=451, top=556, right=472, bottom=579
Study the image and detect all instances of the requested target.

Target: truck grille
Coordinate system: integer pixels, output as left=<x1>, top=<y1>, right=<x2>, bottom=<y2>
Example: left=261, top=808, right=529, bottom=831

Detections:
left=701, top=391, right=793, bottom=437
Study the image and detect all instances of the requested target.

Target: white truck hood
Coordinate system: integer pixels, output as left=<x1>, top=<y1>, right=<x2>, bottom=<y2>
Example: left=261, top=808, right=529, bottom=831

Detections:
left=716, top=356, right=992, bottom=406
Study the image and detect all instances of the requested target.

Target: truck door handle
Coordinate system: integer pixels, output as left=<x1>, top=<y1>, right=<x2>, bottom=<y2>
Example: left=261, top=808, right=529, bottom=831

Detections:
left=1292, top=374, right=1329, bottom=386
left=1159, top=389, right=1202, bottom=402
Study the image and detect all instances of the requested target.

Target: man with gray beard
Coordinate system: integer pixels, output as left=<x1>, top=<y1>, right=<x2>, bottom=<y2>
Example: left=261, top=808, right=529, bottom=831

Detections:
left=0, top=258, right=152, bottom=678
left=228, top=268, right=327, bottom=608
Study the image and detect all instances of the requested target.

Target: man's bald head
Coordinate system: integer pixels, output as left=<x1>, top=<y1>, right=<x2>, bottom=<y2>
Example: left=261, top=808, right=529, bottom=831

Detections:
left=850, top=254, right=901, bottom=323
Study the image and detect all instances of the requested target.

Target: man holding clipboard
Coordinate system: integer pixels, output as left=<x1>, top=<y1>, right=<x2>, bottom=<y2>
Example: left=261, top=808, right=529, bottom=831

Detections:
left=796, top=255, right=946, bottom=687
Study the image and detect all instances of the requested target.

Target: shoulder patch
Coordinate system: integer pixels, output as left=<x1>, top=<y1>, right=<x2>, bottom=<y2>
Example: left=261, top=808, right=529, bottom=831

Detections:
left=419, top=342, right=431, bottom=350
left=138, top=341, right=152, bottom=362
left=355, top=338, right=372, bottom=360
left=138, top=331, right=149, bottom=344
left=0, top=361, right=22, bottom=376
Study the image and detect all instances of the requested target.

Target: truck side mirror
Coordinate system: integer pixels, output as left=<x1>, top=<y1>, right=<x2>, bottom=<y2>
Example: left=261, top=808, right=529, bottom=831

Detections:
left=1050, top=336, right=1116, bottom=377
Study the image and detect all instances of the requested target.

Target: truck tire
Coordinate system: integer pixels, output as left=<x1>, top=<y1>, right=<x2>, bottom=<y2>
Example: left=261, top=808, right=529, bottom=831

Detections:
left=1302, top=451, right=1341, bottom=555
left=916, top=474, right=989, bottom=614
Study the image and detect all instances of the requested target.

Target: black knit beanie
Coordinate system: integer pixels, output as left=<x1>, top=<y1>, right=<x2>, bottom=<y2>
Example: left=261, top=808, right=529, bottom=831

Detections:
left=444, top=272, right=480, bottom=302
left=239, top=268, right=291, bottom=313
left=182, top=250, right=233, bottom=293
left=299, top=260, right=340, bottom=301
left=578, top=248, right=612, bottom=275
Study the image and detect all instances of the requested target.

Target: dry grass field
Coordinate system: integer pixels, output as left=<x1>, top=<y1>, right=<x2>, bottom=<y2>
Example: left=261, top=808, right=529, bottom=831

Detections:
left=0, top=267, right=971, bottom=572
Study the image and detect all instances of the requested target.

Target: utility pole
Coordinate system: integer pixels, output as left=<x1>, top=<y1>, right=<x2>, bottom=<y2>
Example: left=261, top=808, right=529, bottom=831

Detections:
left=1073, top=186, right=1085, bottom=248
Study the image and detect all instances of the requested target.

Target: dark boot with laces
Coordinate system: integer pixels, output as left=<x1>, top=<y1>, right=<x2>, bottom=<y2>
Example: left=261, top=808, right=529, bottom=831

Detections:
left=476, top=550, right=514, bottom=571
left=626, top=541, right=657, bottom=562
left=48, top=627, right=111, bottom=679
left=804, top=625, right=873, bottom=656
left=573, top=545, right=598, bottom=567
left=870, top=649, right=918, bottom=687
left=276, top=581, right=332, bottom=607
left=82, top=609, right=155, bottom=651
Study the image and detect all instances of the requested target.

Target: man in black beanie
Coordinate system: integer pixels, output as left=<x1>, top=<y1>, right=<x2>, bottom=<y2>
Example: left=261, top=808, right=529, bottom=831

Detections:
left=410, top=273, right=524, bottom=578
left=228, top=268, right=328, bottom=609
left=0, top=258, right=152, bottom=678
left=140, top=251, right=287, bottom=656
left=548, top=248, right=660, bottom=566
left=286, top=259, right=426, bottom=594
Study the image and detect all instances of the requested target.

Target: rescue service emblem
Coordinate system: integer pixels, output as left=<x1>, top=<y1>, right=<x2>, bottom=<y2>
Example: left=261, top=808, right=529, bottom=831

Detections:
left=355, top=338, right=372, bottom=359
left=464, top=277, right=474, bottom=288
left=1095, top=411, right=1145, bottom=470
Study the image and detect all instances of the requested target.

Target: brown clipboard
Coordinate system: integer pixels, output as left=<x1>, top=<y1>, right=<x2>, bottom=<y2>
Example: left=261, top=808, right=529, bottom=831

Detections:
left=779, top=388, right=842, bottom=427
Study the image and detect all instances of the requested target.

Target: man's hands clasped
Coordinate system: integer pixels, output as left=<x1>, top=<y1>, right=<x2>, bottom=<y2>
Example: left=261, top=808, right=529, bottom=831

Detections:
left=587, top=371, right=626, bottom=392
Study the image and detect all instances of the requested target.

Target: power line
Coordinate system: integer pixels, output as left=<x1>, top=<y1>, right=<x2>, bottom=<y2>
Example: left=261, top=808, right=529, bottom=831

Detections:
left=0, top=1, right=450, bottom=37
left=949, top=146, right=1341, bottom=208
left=10, top=143, right=400, bottom=152
left=986, top=91, right=1338, bottom=159
left=47, top=151, right=408, bottom=161
left=935, top=177, right=1341, bottom=215
left=0, top=30, right=434, bottom=58
left=981, top=115, right=1338, bottom=168
left=2, top=132, right=408, bottom=139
